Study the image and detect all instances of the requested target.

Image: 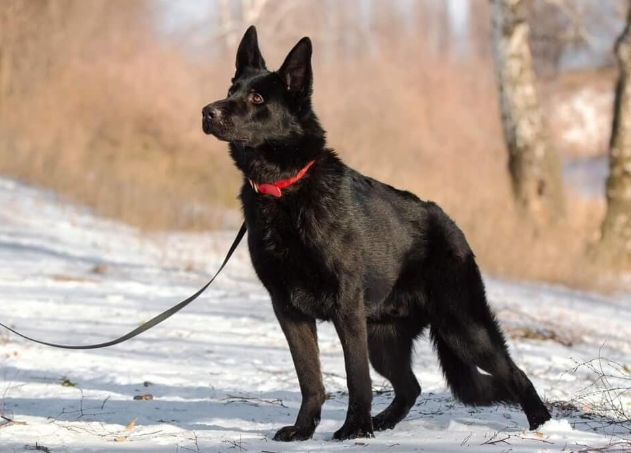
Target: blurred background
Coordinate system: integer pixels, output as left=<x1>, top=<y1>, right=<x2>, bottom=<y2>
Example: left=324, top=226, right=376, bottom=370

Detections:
left=0, top=0, right=628, bottom=289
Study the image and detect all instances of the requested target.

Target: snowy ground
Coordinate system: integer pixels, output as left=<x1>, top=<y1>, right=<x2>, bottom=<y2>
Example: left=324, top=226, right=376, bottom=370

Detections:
left=0, top=177, right=630, bottom=453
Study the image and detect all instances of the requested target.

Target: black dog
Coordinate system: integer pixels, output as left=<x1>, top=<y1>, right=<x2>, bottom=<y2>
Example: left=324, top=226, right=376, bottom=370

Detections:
left=202, top=26, right=551, bottom=442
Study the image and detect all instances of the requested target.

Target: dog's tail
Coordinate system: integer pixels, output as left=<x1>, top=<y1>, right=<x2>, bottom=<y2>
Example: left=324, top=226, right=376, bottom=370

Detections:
left=431, top=327, right=517, bottom=406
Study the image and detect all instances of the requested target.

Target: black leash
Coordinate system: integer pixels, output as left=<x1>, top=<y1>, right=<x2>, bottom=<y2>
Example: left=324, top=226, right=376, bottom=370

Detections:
left=0, top=223, right=247, bottom=350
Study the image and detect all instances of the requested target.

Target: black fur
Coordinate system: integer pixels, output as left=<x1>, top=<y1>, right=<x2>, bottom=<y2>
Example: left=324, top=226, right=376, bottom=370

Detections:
left=202, top=26, right=551, bottom=442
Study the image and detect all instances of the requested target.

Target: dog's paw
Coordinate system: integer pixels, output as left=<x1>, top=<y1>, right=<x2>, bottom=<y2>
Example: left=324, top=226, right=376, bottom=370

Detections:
left=332, top=420, right=374, bottom=441
left=372, top=403, right=412, bottom=432
left=527, top=406, right=552, bottom=431
left=372, top=414, right=398, bottom=432
left=272, top=425, right=314, bottom=442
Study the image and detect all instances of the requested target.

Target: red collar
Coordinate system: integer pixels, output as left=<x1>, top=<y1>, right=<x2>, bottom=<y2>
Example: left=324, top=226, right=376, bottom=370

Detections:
left=249, top=160, right=315, bottom=198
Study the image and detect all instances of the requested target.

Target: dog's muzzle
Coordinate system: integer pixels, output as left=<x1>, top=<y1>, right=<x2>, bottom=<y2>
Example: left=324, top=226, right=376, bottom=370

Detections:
left=202, top=104, right=223, bottom=135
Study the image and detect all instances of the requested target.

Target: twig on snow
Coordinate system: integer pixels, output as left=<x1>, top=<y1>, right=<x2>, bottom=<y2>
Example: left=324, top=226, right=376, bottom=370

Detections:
left=481, top=430, right=511, bottom=446
left=177, top=431, right=202, bottom=453
left=223, top=394, right=286, bottom=408
left=565, top=350, right=631, bottom=436
left=0, top=414, right=26, bottom=429
left=100, top=395, right=110, bottom=410
left=24, top=444, right=51, bottom=453
left=223, top=435, right=247, bottom=451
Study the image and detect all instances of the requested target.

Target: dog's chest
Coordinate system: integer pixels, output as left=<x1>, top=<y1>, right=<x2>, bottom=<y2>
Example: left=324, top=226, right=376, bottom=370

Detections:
left=245, top=203, right=340, bottom=318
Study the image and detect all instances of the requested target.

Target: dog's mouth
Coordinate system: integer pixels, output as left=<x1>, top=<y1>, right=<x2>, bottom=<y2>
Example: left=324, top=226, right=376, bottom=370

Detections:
left=202, top=118, right=232, bottom=141
left=202, top=119, right=249, bottom=144
left=202, top=116, right=218, bottom=136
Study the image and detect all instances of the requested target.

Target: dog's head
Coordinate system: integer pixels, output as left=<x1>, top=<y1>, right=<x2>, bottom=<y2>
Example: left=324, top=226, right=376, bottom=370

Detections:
left=202, top=26, right=314, bottom=147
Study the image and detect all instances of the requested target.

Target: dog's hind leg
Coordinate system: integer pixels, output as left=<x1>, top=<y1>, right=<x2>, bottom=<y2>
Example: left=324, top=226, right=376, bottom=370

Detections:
left=368, top=322, right=421, bottom=431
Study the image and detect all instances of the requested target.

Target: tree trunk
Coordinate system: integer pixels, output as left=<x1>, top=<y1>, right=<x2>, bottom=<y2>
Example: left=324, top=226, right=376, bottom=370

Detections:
left=597, top=5, right=631, bottom=267
left=490, top=0, right=565, bottom=226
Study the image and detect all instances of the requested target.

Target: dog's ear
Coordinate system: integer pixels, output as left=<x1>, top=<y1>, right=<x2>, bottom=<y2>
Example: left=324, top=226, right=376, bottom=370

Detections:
left=278, top=37, right=312, bottom=99
left=235, top=26, right=266, bottom=78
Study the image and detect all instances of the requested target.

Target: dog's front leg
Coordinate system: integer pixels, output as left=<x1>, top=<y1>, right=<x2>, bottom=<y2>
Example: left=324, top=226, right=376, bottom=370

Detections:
left=272, top=303, right=325, bottom=442
left=332, top=301, right=374, bottom=440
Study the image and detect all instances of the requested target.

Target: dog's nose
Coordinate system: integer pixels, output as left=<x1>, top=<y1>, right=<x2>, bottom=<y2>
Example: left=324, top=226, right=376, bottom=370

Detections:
left=202, top=105, right=222, bottom=121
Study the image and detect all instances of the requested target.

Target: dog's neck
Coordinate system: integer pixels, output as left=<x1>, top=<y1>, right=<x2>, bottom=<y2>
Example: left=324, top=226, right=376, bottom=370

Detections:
left=229, top=131, right=326, bottom=184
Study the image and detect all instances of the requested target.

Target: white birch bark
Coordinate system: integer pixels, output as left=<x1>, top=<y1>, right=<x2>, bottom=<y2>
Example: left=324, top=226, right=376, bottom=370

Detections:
left=491, top=0, right=565, bottom=225
left=598, top=4, right=631, bottom=267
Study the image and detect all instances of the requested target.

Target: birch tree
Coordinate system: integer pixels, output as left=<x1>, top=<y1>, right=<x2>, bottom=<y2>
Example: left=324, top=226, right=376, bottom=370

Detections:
left=491, top=0, right=565, bottom=225
left=597, top=4, right=631, bottom=267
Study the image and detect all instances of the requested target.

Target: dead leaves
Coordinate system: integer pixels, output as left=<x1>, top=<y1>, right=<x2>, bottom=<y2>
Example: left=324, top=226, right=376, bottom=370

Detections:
left=133, top=393, right=153, bottom=401
left=60, top=378, right=77, bottom=387
left=114, top=417, right=137, bottom=442
left=506, top=325, right=577, bottom=347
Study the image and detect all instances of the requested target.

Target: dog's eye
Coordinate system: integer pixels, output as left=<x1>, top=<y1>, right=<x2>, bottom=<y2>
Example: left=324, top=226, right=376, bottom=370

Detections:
left=250, top=93, right=264, bottom=104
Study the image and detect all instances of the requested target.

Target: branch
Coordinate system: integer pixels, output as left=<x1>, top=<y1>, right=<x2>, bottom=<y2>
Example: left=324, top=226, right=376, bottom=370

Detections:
left=541, top=0, right=597, bottom=47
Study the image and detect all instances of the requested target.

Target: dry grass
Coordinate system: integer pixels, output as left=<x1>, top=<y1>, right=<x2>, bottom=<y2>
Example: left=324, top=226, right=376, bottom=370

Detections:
left=0, top=2, right=622, bottom=291
left=315, top=54, right=611, bottom=291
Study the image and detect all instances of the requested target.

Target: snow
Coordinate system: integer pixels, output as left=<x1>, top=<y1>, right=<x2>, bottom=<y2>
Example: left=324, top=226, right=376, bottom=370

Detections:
left=555, top=88, right=613, bottom=156
left=549, top=86, right=613, bottom=160
left=563, top=155, right=608, bottom=199
left=0, top=177, right=630, bottom=452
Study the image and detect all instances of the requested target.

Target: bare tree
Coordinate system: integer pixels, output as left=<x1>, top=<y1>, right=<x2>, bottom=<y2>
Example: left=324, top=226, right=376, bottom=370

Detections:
left=217, top=0, right=273, bottom=53
left=215, top=0, right=317, bottom=59
left=597, top=4, right=631, bottom=267
left=490, top=0, right=565, bottom=226
left=526, top=0, right=595, bottom=78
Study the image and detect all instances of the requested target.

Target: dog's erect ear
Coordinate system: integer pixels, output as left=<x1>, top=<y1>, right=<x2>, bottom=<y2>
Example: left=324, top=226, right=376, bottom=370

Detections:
left=235, top=26, right=266, bottom=77
left=278, top=37, right=312, bottom=98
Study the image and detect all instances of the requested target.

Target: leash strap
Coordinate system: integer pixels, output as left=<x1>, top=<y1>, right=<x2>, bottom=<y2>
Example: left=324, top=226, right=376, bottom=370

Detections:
left=0, top=223, right=247, bottom=350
